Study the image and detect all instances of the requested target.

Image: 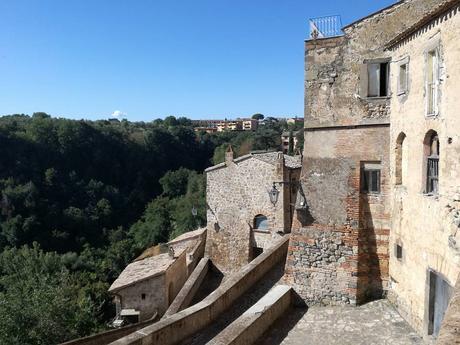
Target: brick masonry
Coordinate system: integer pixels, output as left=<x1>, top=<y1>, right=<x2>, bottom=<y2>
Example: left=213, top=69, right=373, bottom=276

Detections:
left=284, top=0, right=441, bottom=306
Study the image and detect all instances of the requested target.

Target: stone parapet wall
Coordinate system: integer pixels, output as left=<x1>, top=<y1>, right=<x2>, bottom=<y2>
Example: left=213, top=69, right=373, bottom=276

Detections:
left=108, top=236, right=289, bottom=345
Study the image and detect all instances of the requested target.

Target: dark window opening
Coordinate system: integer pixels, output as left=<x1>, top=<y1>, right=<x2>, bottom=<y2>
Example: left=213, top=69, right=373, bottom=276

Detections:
left=368, top=62, right=389, bottom=97
left=141, top=293, right=146, bottom=300
left=254, top=215, right=269, bottom=231
left=362, top=168, right=381, bottom=194
left=395, top=244, right=403, bottom=260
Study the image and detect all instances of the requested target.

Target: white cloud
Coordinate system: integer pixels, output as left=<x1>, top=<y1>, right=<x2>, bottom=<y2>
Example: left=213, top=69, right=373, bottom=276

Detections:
left=111, top=110, right=127, bottom=118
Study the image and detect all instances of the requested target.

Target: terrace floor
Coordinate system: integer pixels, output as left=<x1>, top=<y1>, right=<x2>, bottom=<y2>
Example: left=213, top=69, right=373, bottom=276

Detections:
left=256, top=299, right=425, bottom=345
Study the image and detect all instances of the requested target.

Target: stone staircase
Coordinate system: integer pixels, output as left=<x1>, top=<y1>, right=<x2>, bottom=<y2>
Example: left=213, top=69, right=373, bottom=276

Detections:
left=180, top=259, right=287, bottom=345
left=109, top=235, right=293, bottom=345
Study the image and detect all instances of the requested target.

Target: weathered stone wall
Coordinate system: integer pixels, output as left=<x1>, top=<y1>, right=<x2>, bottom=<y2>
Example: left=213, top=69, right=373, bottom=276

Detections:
left=305, top=0, right=441, bottom=128
left=164, top=250, right=188, bottom=311
left=205, top=153, right=299, bottom=274
left=115, top=251, right=187, bottom=320
left=285, top=126, right=390, bottom=305
left=286, top=0, right=441, bottom=306
left=387, top=4, right=460, bottom=336
left=116, top=275, right=166, bottom=322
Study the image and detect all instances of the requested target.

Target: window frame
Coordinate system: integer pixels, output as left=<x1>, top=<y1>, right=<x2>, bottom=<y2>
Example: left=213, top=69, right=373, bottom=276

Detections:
left=397, top=56, right=410, bottom=96
left=423, top=132, right=440, bottom=196
left=360, top=58, right=392, bottom=100
left=361, top=162, right=382, bottom=194
left=425, top=44, right=441, bottom=117
left=367, top=62, right=390, bottom=98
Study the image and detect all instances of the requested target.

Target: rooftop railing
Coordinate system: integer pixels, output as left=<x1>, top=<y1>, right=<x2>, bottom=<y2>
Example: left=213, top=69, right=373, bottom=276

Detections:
left=309, top=15, right=343, bottom=39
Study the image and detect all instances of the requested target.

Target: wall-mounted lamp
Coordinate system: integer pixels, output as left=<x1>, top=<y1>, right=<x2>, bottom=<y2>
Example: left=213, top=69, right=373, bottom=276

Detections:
left=268, top=183, right=280, bottom=206
left=268, top=181, right=298, bottom=206
left=191, top=205, right=198, bottom=217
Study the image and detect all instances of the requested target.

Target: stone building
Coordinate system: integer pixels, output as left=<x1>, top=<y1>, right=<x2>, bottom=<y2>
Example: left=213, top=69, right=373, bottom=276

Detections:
left=205, top=148, right=301, bottom=273
left=284, top=0, right=441, bottom=307
left=281, top=131, right=300, bottom=154
left=385, top=0, right=460, bottom=338
left=108, top=229, right=206, bottom=324
left=108, top=250, right=187, bottom=323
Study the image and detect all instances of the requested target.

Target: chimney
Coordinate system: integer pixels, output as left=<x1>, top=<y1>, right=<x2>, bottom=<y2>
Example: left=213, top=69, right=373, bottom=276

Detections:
left=276, top=151, right=285, bottom=176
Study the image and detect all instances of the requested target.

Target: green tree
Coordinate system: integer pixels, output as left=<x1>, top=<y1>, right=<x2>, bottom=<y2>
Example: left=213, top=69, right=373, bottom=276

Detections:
left=251, top=113, right=264, bottom=120
left=0, top=244, right=99, bottom=345
left=129, top=197, right=172, bottom=249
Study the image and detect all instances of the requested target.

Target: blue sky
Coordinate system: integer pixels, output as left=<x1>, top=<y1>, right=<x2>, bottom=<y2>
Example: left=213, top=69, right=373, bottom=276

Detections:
left=0, top=0, right=395, bottom=121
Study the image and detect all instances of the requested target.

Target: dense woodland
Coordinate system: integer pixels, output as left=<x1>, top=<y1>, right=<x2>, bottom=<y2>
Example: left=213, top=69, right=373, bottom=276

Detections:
left=0, top=113, right=302, bottom=344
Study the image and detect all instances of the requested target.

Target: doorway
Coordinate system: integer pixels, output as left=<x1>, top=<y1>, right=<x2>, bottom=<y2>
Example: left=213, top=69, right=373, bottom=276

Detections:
left=428, top=270, right=453, bottom=337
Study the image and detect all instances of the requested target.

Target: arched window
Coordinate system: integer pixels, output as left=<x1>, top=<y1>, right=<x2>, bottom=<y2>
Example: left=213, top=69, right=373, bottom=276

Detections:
left=423, top=131, right=439, bottom=195
left=253, top=215, right=269, bottom=231
left=395, top=132, right=407, bottom=185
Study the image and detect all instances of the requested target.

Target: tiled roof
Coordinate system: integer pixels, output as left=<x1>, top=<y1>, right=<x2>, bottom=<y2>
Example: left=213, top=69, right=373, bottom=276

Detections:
left=108, top=252, right=178, bottom=292
left=253, top=152, right=302, bottom=169
left=205, top=152, right=302, bottom=172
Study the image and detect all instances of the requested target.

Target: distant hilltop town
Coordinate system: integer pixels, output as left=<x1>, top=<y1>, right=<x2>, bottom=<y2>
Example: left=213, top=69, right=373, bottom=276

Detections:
left=192, top=116, right=304, bottom=133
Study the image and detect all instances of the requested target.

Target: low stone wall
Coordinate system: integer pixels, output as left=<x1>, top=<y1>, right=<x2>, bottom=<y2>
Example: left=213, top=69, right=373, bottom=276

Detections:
left=437, top=273, right=460, bottom=345
left=210, top=285, right=293, bottom=345
left=163, top=257, right=210, bottom=318
left=109, top=235, right=289, bottom=345
left=60, top=314, right=157, bottom=345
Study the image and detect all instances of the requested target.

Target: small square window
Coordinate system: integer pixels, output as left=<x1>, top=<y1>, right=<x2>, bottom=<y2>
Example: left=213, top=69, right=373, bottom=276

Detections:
left=398, top=63, right=408, bottom=94
left=395, top=244, right=403, bottom=260
left=141, top=293, right=146, bottom=300
left=362, top=163, right=381, bottom=194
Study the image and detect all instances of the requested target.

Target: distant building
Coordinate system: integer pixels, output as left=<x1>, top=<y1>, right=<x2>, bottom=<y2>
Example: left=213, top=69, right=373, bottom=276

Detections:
left=193, top=127, right=218, bottom=134
left=216, top=121, right=242, bottom=132
left=281, top=131, right=300, bottom=154
left=286, top=117, right=304, bottom=126
left=241, top=119, right=259, bottom=131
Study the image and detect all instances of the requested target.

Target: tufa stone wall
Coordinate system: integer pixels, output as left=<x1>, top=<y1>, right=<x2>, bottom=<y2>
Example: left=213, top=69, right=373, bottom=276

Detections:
left=285, top=127, right=390, bottom=305
left=286, top=0, right=440, bottom=307
left=387, top=3, right=460, bottom=336
left=205, top=151, right=300, bottom=274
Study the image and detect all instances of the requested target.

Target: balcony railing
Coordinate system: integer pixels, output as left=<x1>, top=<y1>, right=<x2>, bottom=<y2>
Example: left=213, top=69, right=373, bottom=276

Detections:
left=309, top=15, right=343, bottom=39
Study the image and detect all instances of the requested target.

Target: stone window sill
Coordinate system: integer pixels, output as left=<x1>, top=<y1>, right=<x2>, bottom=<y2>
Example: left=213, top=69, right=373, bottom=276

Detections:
left=253, top=229, right=270, bottom=234
left=365, top=96, right=391, bottom=102
left=422, top=193, right=439, bottom=200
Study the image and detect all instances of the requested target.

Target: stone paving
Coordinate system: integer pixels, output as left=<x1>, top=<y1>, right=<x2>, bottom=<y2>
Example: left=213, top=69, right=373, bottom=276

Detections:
left=256, top=300, right=425, bottom=345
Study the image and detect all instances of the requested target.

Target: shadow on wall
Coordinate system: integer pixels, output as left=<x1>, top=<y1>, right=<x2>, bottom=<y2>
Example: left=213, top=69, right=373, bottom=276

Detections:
left=294, top=184, right=315, bottom=227
left=358, top=194, right=384, bottom=303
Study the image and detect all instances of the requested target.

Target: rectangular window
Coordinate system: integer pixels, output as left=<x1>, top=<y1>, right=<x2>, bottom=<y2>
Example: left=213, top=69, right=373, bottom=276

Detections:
left=395, top=244, right=403, bottom=260
left=427, top=157, right=439, bottom=194
left=362, top=163, right=381, bottom=194
left=398, top=63, right=408, bottom=94
left=368, top=62, right=389, bottom=97
left=427, top=49, right=439, bottom=115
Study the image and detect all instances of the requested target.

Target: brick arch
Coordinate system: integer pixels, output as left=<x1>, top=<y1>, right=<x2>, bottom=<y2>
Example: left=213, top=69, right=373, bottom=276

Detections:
left=249, top=208, right=273, bottom=231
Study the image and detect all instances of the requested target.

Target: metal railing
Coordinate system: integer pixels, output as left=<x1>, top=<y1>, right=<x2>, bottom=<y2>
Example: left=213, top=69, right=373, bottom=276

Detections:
left=309, top=15, right=343, bottom=39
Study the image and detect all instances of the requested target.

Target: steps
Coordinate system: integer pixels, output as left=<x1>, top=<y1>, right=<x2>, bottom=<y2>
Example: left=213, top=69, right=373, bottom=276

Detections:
left=206, top=285, right=293, bottom=345
left=108, top=235, right=290, bottom=345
